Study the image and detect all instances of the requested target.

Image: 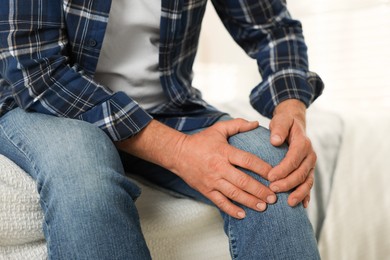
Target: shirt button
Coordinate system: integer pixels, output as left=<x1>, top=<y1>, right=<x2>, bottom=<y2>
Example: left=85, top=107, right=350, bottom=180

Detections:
left=88, top=39, right=97, bottom=47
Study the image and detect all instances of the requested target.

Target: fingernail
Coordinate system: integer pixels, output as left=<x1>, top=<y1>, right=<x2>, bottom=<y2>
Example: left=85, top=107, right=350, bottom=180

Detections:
left=256, top=202, right=266, bottom=211
left=237, top=211, right=246, bottom=219
left=270, top=185, right=280, bottom=192
left=267, top=195, right=277, bottom=204
left=271, top=135, right=282, bottom=144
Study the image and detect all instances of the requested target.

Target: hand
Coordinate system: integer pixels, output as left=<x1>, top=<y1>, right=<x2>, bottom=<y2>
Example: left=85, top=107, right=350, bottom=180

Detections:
left=172, top=119, right=277, bottom=219
left=116, top=118, right=276, bottom=219
left=267, top=99, right=316, bottom=208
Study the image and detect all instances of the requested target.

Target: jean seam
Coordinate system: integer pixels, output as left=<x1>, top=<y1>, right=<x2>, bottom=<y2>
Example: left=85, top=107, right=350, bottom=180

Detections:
left=228, top=215, right=238, bottom=260
left=0, top=122, right=53, bottom=257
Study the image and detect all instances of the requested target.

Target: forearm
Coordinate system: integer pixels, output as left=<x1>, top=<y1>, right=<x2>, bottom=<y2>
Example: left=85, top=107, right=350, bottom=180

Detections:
left=115, top=119, right=186, bottom=173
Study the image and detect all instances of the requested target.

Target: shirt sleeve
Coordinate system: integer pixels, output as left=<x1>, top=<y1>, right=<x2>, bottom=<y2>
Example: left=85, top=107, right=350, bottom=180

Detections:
left=0, top=3, right=152, bottom=141
left=211, top=0, right=324, bottom=118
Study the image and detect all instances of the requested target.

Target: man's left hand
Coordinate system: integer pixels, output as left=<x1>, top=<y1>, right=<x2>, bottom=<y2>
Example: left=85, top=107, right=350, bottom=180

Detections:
left=267, top=99, right=316, bottom=208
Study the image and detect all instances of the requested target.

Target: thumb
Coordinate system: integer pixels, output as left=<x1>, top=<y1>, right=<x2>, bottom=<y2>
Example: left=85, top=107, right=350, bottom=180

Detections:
left=269, top=114, right=292, bottom=146
left=217, top=118, right=259, bottom=137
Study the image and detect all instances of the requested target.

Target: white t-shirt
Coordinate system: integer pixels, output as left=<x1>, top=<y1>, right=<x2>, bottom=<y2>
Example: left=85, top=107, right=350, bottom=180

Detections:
left=95, top=0, right=167, bottom=109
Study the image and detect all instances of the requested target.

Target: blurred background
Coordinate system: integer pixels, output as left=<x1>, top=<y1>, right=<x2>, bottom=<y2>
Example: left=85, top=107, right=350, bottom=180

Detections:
left=194, top=1, right=390, bottom=259
left=194, top=0, right=390, bottom=116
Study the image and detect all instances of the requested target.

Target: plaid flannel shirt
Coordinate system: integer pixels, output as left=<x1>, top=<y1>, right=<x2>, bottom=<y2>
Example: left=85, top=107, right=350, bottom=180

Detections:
left=0, top=0, right=324, bottom=141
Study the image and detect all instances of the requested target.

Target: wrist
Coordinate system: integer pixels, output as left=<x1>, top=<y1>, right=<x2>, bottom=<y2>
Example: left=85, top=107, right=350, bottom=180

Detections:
left=274, top=99, right=306, bottom=117
left=115, top=120, right=187, bottom=171
left=273, top=99, right=307, bottom=129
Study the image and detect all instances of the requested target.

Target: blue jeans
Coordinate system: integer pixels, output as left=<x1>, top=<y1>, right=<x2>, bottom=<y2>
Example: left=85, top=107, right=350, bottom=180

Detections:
left=0, top=108, right=320, bottom=259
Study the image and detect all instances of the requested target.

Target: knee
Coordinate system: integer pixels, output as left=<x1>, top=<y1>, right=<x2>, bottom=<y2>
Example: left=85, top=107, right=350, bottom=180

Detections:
left=4, top=109, right=118, bottom=168
left=27, top=116, right=134, bottom=202
left=49, top=117, right=117, bottom=162
left=228, top=126, right=288, bottom=167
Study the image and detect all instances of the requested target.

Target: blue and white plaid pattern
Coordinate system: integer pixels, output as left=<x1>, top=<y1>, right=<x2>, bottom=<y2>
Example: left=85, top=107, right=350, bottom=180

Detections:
left=0, top=0, right=323, bottom=141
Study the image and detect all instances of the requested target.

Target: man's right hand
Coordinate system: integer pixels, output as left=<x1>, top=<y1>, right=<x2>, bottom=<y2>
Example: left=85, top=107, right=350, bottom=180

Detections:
left=116, top=119, right=276, bottom=219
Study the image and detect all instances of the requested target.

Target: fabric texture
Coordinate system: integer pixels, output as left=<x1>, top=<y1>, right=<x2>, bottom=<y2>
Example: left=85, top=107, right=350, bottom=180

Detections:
left=0, top=107, right=343, bottom=259
left=0, top=0, right=323, bottom=142
left=0, top=106, right=347, bottom=260
left=0, top=154, right=230, bottom=260
left=0, top=108, right=319, bottom=259
left=0, top=155, right=46, bottom=259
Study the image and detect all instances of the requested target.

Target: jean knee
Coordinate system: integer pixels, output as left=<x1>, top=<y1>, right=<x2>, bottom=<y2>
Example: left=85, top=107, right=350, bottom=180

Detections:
left=35, top=118, right=141, bottom=201
left=228, top=126, right=288, bottom=167
left=1, top=109, right=119, bottom=169
left=1, top=109, right=138, bottom=204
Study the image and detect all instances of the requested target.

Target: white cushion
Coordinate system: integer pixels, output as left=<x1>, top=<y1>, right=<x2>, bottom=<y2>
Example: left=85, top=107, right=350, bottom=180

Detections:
left=0, top=155, right=229, bottom=259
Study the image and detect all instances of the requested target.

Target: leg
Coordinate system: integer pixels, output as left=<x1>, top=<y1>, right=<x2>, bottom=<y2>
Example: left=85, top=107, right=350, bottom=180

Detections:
left=0, top=108, right=151, bottom=260
left=223, top=126, right=319, bottom=259
left=123, top=118, right=319, bottom=259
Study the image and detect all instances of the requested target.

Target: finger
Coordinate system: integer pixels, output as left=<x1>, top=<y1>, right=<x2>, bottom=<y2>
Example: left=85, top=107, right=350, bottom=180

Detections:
left=207, top=190, right=247, bottom=219
left=303, top=195, right=310, bottom=208
left=215, top=118, right=259, bottom=137
left=227, top=146, right=272, bottom=180
left=269, top=114, right=292, bottom=146
left=287, top=169, right=315, bottom=207
left=268, top=135, right=312, bottom=182
left=269, top=153, right=316, bottom=193
left=222, top=166, right=276, bottom=204
left=217, top=179, right=268, bottom=212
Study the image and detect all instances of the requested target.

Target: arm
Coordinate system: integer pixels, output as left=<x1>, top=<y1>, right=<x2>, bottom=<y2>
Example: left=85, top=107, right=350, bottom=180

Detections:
left=211, top=0, right=324, bottom=117
left=0, top=1, right=151, bottom=141
left=116, top=118, right=277, bottom=219
left=211, top=0, right=323, bottom=206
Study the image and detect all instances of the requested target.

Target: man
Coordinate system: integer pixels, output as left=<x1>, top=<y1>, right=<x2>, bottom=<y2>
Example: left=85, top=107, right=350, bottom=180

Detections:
left=0, top=0, right=324, bottom=259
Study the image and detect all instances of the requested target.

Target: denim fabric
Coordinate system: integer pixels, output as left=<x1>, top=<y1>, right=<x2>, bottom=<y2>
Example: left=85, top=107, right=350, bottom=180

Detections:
left=0, top=108, right=151, bottom=259
left=0, top=109, right=319, bottom=259
left=122, top=116, right=320, bottom=260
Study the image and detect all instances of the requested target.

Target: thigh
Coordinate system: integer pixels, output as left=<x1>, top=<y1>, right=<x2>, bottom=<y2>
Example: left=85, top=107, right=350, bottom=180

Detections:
left=0, top=108, right=139, bottom=198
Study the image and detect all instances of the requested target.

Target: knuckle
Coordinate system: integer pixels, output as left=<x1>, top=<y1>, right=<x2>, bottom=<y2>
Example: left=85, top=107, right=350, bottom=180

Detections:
left=236, top=174, right=250, bottom=188
left=290, top=158, right=301, bottom=169
left=214, top=198, right=235, bottom=215
left=312, top=151, right=318, bottom=163
left=235, top=118, right=246, bottom=124
left=227, top=188, right=241, bottom=200
left=307, top=179, right=314, bottom=190
left=217, top=145, right=230, bottom=157
left=254, top=186, right=266, bottom=198
left=306, top=173, right=315, bottom=188
left=204, top=177, right=219, bottom=190
left=240, top=154, right=253, bottom=168
left=299, top=170, right=308, bottom=184
left=301, top=179, right=314, bottom=194
left=214, top=197, right=228, bottom=209
left=306, top=176, right=314, bottom=188
left=304, top=136, right=312, bottom=148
